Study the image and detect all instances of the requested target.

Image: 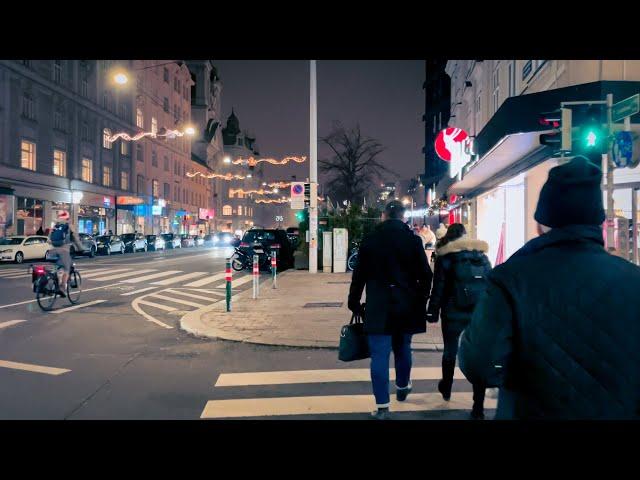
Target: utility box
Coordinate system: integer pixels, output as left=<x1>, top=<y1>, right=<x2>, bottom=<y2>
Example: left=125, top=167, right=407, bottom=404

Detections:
left=333, top=228, right=348, bottom=273
left=323, top=231, right=333, bottom=273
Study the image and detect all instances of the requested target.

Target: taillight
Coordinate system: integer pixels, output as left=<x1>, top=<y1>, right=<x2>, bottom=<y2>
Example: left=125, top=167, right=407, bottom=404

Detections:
left=271, top=243, right=280, bottom=249
left=240, top=242, right=250, bottom=248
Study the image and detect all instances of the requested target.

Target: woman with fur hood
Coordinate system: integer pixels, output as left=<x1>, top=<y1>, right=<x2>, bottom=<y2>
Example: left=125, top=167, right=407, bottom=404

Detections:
left=426, top=223, right=492, bottom=419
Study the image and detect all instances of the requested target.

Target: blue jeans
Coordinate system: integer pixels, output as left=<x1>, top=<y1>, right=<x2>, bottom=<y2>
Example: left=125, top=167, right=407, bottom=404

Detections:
left=367, top=333, right=413, bottom=408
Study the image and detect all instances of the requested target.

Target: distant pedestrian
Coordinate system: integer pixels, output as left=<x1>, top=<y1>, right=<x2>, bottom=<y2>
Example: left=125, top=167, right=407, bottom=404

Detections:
left=419, top=225, right=436, bottom=249
left=348, top=200, right=433, bottom=419
left=459, top=156, right=640, bottom=419
left=426, top=223, right=492, bottom=419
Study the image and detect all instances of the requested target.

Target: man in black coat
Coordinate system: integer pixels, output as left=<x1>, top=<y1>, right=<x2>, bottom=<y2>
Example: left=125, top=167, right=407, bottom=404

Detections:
left=348, top=200, right=432, bottom=419
left=459, top=156, right=640, bottom=419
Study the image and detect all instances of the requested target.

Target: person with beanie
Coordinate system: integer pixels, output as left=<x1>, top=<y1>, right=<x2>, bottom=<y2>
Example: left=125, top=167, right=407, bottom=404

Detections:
left=458, top=156, right=640, bottom=419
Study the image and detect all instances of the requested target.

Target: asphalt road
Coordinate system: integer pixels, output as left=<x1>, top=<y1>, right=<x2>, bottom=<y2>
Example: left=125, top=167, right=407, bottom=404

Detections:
left=0, top=246, right=494, bottom=420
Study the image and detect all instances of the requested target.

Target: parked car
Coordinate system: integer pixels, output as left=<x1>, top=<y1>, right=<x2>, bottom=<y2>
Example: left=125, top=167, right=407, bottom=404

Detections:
left=121, top=233, right=148, bottom=253
left=203, top=234, right=215, bottom=247
left=239, top=228, right=294, bottom=269
left=181, top=234, right=195, bottom=248
left=70, top=233, right=97, bottom=258
left=95, top=235, right=125, bottom=255
left=0, top=236, right=51, bottom=264
left=161, top=233, right=181, bottom=249
left=193, top=235, right=205, bottom=247
left=146, top=235, right=165, bottom=251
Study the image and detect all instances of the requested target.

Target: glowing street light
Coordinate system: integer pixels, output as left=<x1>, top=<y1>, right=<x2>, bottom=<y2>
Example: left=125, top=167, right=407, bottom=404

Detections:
left=273, top=188, right=279, bottom=193
left=247, top=173, right=252, bottom=178
left=184, top=126, right=196, bottom=136
left=114, top=72, right=128, bottom=85
left=223, top=156, right=231, bottom=164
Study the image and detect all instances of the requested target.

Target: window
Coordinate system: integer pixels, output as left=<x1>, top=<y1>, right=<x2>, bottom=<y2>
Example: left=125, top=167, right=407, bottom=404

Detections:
left=81, top=76, right=88, bottom=98
left=102, top=165, right=112, bottom=186
left=183, top=190, right=187, bottom=203
left=136, top=108, right=144, bottom=128
left=151, top=117, right=157, bottom=134
left=119, top=103, right=128, bottom=120
left=238, top=205, right=243, bottom=216
left=508, top=61, right=516, bottom=97
left=103, top=128, right=113, bottom=149
left=173, top=104, right=178, bottom=121
left=21, top=140, right=36, bottom=171
left=164, top=155, right=169, bottom=171
left=53, top=150, right=66, bottom=176
left=121, top=171, right=129, bottom=190
left=22, top=93, right=35, bottom=120
left=21, top=60, right=31, bottom=68
left=82, top=158, right=93, bottom=183
left=223, top=205, right=232, bottom=216
left=163, top=97, right=169, bottom=112
left=53, top=60, right=63, bottom=84
left=164, top=183, right=170, bottom=199
left=136, top=143, right=143, bottom=161
left=163, top=68, right=169, bottom=82
left=492, top=67, right=500, bottom=114
left=53, top=109, right=64, bottom=130
left=228, top=189, right=235, bottom=198
left=120, top=140, right=129, bottom=156
left=81, top=122, right=90, bottom=141
left=174, top=77, right=179, bottom=92
left=152, top=179, right=159, bottom=198
left=137, top=175, right=145, bottom=195
left=522, top=60, right=533, bottom=81
left=237, top=190, right=244, bottom=199
left=152, top=150, right=157, bottom=167
left=175, top=185, right=180, bottom=202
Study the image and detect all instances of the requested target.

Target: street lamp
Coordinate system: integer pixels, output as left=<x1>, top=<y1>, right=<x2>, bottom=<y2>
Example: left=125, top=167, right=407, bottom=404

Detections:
left=184, top=126, right=196, bottom=136
left=223, top=156, right=232, bottom=164
left=114, top=72, right=128, bottom=85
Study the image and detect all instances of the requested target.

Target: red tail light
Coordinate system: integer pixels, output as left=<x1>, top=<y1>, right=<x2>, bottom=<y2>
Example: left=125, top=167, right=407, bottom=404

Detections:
left=35, top=267, right=45, bottom=274
left=271, top=243, right=281, bottom=249
left=240, top=242, right=250, bottom=248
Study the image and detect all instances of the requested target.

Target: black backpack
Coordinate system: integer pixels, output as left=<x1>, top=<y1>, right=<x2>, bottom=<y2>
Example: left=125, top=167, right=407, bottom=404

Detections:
left=50, top=224, right=69, bottom=247
left=451, top=254, right=489, bottom=310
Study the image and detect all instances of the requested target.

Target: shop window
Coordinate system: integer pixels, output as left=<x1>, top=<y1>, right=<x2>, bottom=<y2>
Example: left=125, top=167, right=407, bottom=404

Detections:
left=223, top=205, right=232, bottom=216
left=53, top=150, right=66, bottom=177
left=82, top=158, right=93, bottom=183
left=136, top=108, right=144, bottom=128
left=103, top=128, right=113, bottom=149
left=103, top=165, right=112, bottom=187
left=121, top=171, right=129, bottom=191
left=21, top=140, right=36, bottom=171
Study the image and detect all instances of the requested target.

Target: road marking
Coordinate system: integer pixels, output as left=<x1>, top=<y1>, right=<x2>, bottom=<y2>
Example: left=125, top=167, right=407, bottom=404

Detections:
left=120, top=286, right=158, bottom=296
left=131, top=299, right=174, bottom=328
left=147, top=293, right=207, bottom=309
left=165, top=289, right=222, bottom=302
left=200, top=392, right=497, bottom=419
left=121, top=270, right=182, bottom=283
left=183, top=272, right=227, bottom=288
left=81, top=268, right=132, bottom=278
left=214, top=367, right=466, bottom=387
left=215, top=275, right=253, bottom=288
left=0, top=282, right=123, bottom=310
left=0, top=359, right=71, bottom=376
left=137, top=300, right=178, bottom=312
left=50, top=299, right=107, bottom=314
left=150, top=272, right=208, bottom=286
left=87, top=269, right=155, bottom=282
left=0, top=320, right=27, bottom=329
left=0, top=273, right=30, bottom=279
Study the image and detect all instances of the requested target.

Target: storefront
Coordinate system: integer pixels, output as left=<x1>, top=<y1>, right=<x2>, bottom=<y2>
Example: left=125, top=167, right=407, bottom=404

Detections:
left=116, top=196, right=145, bottom=235
left=15, top=196, right=44, bottom=235
left=0, top=188, right=14, bottom=238
left=606, top=162, right=640, bottom=264
left=76, top=192, right=116, bottom=236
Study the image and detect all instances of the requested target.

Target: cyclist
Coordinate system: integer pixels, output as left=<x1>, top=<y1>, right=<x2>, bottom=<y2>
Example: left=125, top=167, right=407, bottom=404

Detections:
left=49, top=211, right=82, bottom=297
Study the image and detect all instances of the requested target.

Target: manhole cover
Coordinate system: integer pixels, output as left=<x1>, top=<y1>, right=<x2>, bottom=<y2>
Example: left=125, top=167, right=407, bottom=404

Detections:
left=303, top=302, right=343, bottom=308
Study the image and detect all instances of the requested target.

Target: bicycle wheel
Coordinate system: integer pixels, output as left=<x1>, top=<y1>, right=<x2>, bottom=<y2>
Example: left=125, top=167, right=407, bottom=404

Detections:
left=67, top=270, right=82, bottom=304
left=347, top=253, right=358, bottom=271
left=36, top=275, right=58, bottom=311
left=232, top=256, right=245, bottom=271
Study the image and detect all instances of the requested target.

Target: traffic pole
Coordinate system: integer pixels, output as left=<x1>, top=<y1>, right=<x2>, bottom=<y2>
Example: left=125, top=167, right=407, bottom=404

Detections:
left=225, top=257, right=232, bottom=312
left=252, top=254, right=259, bottom=299
left=271, top=249, right=277, bottom=289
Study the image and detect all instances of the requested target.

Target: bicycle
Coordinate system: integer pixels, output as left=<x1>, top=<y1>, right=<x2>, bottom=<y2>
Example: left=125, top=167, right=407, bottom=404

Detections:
left=347, top=242, right=360, bottom=271
left=31, top=263, right=82, bottom=311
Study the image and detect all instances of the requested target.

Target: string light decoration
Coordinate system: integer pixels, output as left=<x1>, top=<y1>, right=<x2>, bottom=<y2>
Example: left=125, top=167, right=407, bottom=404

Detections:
left=232, top=156, right=306, bottom=167
left=186, top=172, right=249, bottom=180
left=229, top=188, right=279, bottom=196
left=427, top=198, right=450, bottom=217
left=255, top=198, right=290, bottom=204
left=108, top=128, right=193, bottom=143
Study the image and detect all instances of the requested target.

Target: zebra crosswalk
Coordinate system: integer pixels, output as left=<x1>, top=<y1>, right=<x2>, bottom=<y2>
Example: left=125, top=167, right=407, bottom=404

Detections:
left=200, top=368, right=498, bottom=419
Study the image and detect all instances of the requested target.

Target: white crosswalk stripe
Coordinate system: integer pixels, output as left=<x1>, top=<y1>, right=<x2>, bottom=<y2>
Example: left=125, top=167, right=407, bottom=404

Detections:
left=182, top=272, right=227, bottom=288
left=81, top=268, right=132, bottom=278
left=121, top=270, right=182, bottom=283
left=150, top=272, right=208, bottom=286
left=164, top=289, right=224, bottom=302
left=146, top=293, right=207, bottom=309
left=215, top=275, right=253, bottom=288
left=88, top=269, right=156, bottom=282
left=137, top=300, right=178, bottom=312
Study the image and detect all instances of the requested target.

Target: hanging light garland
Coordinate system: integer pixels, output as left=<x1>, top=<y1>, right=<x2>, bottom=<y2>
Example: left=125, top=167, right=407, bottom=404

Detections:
left=427, top=198, right=450, bottom=217
left=186, top=172, right=249, bottom=180
left=232, top=156, right=306, bottom=167
left=255, top=198, right=290, bottom=204
left=108, top=127, right=193, bottom=143
left=229, top=188, right=280, bottom=196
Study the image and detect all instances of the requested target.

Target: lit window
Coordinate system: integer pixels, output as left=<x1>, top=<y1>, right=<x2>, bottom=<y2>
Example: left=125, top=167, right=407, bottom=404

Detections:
left=152, top=179, right=159, bottom=198
left=229, top=189, right=235, bottom=199
left=237, top=190, right=244, bottom=199
left=21, top=140, right=36, bottom=171
left=120, top=140, right=129, bottom=156
left=223, top=205, right=232, bottom=216
left=238, top=205, right=243, bottom=216
left=53, top=150, right=66, bottom=177
left=103, top=128, right=113, bottom=149
left=82, top=158, right=93, bottom=183
left=121, top=171, right=129, bottom=190
left=151, top=117, right=157, bottom=134
left=103, top=165, right=112, bottom=187
left=136, top=108, right=144, bottom=128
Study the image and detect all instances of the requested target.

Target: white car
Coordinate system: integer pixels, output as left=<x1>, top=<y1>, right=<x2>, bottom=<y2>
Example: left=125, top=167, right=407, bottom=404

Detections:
left=0, top=236, right=51, bottom=264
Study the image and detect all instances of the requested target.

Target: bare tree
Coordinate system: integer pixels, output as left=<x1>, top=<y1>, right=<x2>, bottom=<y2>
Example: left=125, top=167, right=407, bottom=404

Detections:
left=319, top=123, right=396, bottom=206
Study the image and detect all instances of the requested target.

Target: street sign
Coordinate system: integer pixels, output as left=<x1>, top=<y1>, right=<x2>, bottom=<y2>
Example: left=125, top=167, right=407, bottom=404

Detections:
left=612, top=94, right=640, bottom=123
left=290, top=182, right=305, bottom=210
left=612, top=131, right=634, bottom=168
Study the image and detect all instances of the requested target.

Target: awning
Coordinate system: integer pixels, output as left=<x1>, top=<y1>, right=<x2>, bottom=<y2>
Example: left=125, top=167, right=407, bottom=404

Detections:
left=0, top=186, right=14, bottom=195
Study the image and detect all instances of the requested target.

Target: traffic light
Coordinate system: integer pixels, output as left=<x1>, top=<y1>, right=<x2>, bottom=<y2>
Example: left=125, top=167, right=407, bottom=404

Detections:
left=539, top=108, right=572, bottom=152
left=575, top=105, right=606, bottom=163
left=295, top=211, right=305, bottom=222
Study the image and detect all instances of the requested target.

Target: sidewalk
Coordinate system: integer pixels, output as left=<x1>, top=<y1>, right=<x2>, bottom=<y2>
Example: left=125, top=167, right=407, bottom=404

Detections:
left=180, top=270, right=445, bottom=351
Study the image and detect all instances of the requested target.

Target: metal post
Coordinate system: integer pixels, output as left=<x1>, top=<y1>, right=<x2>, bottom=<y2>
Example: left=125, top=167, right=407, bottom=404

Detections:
left=633, top=188, right=639, bottom=266
left=271, top=249, right=277, bottom=289
left=225, top=258, right=232, bottom=312
left=252, top=254, right=259, bottom=299
left=606, top=93, right=615, bottom=250
left=309, top=60, right=318, bottom=274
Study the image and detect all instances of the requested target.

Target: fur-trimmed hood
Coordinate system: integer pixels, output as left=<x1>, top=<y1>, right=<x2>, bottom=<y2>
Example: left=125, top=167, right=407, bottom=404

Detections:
left=436, top=237, right=489, bottom=257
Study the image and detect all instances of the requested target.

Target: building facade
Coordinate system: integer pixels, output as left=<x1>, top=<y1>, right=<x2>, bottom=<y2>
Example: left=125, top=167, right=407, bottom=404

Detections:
left=422, top=60, right=451, bottom=189
left=0, top=60, right=137, bottom=238
left=442, top=60, right=640, bottom=266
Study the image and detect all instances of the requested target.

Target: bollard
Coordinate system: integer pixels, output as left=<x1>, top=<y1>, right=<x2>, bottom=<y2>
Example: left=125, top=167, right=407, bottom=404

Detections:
left=252, top=254, right=259, bottom=299
left=225, top=257, right=232, bottom=312
left=271, top=250, right=277, bottom=289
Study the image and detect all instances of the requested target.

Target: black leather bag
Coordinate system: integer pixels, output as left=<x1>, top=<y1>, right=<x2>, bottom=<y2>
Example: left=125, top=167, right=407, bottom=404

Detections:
left=338, top=313, right=370, bottom=362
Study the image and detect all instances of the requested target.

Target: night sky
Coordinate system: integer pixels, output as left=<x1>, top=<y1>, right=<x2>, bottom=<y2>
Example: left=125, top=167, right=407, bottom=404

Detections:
left=215, top=60, right=425, bottom=185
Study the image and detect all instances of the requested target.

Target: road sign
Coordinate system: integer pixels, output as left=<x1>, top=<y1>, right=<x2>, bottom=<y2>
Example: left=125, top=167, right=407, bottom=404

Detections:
left=612, top=94, right=639, bottom=123
left=612, top=131, right=634, bottom=168
left=290, top=182, right=305, bottom=210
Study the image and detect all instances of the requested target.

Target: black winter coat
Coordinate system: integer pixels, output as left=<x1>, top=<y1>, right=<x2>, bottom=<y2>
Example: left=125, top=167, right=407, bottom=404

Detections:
left=459, top=225, right=640, bottom=419
left=348, top=219, right=432, bottom=335
left=427, top=237, right=492, bottom=335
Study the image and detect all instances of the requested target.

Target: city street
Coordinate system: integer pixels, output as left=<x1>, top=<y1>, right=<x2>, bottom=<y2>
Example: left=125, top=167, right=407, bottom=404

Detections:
left=0, top=246, right=493, bottom=420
